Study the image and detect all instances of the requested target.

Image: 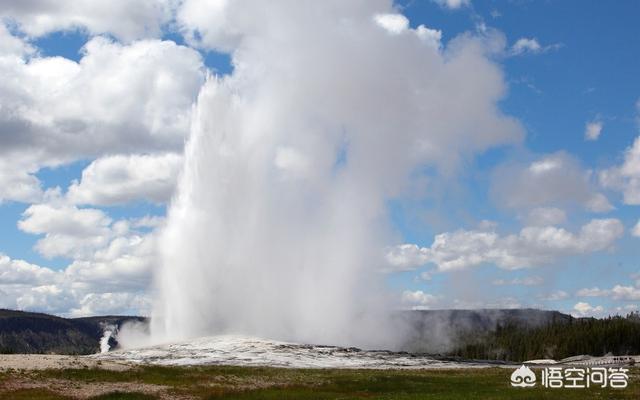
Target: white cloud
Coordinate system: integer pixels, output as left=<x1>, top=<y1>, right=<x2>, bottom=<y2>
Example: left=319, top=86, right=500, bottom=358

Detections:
left=401, top=290, right=439, bottom=309
left=1, top=200, right=157, bottom=316
left=585, top=193, right=615, bottom=213
left=632, top=220, right=640, bottom=237
left=600, top=136, right=640, bottom=205
left=386, top=244, right=429, bottom=270
left=493, top=276, right=543, bottom=286
left=15, top=285, right=76, bottom=315
left=18, top=202, right=112, bottom=259
left=576, top=282, right=640, bottom=301
left=510, top=37, right=561, bottom=55
left=175, top=0, right=240, bottom=51
left=526, top=207, right=566, bottom=226
left=0, top=23, right=34, bottom=56
left=573, top=301, right=604, bottom=317
left=0, top=254, right=57, bottom=284
left=69, top=292, right=151, bottom=317
left=512, top=38, right=541, bottom=54
left=539, top=290, right=569, bottom=301
left=0, top=251, right=153, bottom=316
left=433, top=0, right=470, bottom=10
left=374, top=13, right=409, bottom=35
left=0, top=31, right=204, bottom=203
left=415, top=26, right=443, bottom=49
left=373, top=14, right=442, bottom=48
left=132, top=215, right=165, bottom=229
left=492, top=152, right=613, bottom=212
left=610, top=285, right=640, bottom=301
left=67, top=153, right=182, bottom=206
left=19, top=203, right=111, bottom=237
left=16, top=195, right=157, bottom=294
left=387, top=218, right=624, bottom=271
left=0, top=159, right=43, bottom=203
left=0, top=0, right=172, bottom=41
left=585, top=120, right=603, bottom=141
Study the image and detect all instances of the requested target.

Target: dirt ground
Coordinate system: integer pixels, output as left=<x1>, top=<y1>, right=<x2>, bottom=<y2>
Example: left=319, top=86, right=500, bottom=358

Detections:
left=0, top=354, right=132, bottom=371
left=0, top=354, right=172, bottom=399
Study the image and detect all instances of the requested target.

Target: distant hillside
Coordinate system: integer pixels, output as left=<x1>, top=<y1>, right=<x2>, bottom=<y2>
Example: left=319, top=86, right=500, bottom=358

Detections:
left=0, top=309, right=146, bottom=354
left=449, top=312, right=640, bottom=362
left=390, top=308, right=640, bottom=362
left=2, top=308, right=637, bottom=361
left=395, top=308, right=572, bottom=354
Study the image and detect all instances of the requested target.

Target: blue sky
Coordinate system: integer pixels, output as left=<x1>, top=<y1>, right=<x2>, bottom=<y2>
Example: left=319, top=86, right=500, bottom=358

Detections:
left=0, top=0, right=638, bottom=318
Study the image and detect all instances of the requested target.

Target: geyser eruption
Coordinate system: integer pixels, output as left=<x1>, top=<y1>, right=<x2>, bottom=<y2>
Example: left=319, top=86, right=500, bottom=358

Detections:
left=151, top=0, right=522, bottom=348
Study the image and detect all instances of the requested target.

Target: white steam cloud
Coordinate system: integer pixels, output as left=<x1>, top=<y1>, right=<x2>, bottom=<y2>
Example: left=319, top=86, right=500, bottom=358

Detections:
left=150, top=0, right=522, bottom=348
left=99, top=324, right=116, bottom=353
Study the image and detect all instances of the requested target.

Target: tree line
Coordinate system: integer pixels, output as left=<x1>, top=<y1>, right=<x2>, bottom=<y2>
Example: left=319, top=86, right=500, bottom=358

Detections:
left=450, top=312, right=640, bottom=362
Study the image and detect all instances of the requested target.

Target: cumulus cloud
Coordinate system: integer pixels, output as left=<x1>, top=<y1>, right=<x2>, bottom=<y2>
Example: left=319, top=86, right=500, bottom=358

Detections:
left=525, top=207, right=567, bottom=226
left=132, top=215, right=165, bottom=229
left=599, top=136, right=640, bottom=205
left=387, top=218, right=624, bottom=271
left=69, top=292, right=151, bottom=317
left=433, top=0, right=470, bottom=10
left=610, top=285, right=640, bottom=301
left=2, top=35, right=203, bottom=156
left=374, top=13, right=410, bottom=35
left=1, top=199, right=157, bottom=316
left=175, top=0, right=240, bottom=51
left=373, top=13, right=442, bottom=48
left=573, top=301, right=604, bottom=317
left=493, top=276, right=543, bottom=286
left=67, top=153, right=182, bottom=206
left=0, top=159, right=43, bottom=203
left=401, top=290, right=439, bottom=309
left=0, top=23, right=34, bottom=56
left=585, top=120, right=603, bottom=141
left=0, top=30, right=204, bottom=203
left=15, top=284, right=76, bottom=315
left=539, top=290, right=569, bottom=301
left=0, top=0, right=172, bottom=41
left=510, top=37, right=561, bottom=55
left=0, top=254, right=57, bottom=284
left=577, top=282, right=640, bottom=301
left=511, top=38, right=542, bottom=54
left=18, top=202, right=112, bottom=259
left=386, top=244, right=430, bottom=270
left=492, top=152, right=613, bottom=213
left=0, top=252, right=153, bottom=316
left=17, top=200, right=158, bottom=296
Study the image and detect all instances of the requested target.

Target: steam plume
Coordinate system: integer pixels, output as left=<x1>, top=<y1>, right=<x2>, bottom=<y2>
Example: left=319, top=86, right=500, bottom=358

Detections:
left=150, top=0, right=521, bottom=348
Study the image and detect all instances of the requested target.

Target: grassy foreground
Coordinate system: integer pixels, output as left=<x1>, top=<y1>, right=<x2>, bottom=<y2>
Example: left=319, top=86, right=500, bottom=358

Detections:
left=0, top=365, right=638, bottom=399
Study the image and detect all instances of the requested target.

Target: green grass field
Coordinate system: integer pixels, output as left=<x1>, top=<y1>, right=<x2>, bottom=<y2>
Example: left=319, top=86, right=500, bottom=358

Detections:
left=0, top=365, right=637, bottom=399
